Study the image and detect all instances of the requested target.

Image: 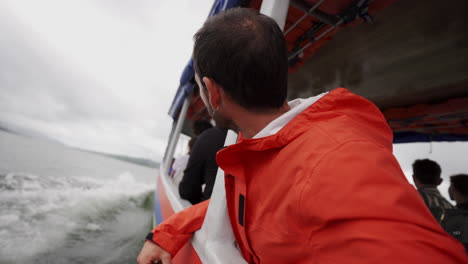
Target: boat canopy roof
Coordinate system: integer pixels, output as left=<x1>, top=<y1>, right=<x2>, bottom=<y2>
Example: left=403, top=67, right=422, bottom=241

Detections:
left=168, top=0, right=468, bottom=143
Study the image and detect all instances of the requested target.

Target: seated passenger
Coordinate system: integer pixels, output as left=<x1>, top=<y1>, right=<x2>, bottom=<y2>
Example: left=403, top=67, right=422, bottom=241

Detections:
left=412, top=159, right=454, bottom=221
left=441, top=174, right=468, bottom=253
left=178, top=118, right=227, bottom=205
left=171, top=137, right=197, bottom=185
left=449, top=174, right=468, bottom=209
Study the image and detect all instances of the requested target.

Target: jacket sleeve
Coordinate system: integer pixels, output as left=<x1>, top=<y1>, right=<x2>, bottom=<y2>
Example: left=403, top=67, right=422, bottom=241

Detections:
left=151, top=199, right=210, bottom=257
left=298, top=141, right=467, bottom=263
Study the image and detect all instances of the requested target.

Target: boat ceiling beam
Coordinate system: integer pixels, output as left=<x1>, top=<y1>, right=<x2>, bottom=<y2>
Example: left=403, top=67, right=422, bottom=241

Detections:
left=290, top=0, right=340, bottom=26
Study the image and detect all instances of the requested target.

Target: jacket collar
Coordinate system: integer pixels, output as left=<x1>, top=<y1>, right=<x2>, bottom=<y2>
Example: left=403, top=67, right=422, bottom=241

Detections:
left=216, top=88, right=392, bottom=175
left=225, top=88, right=358, bottom=150
left=253, top=94, right=327, bottom=139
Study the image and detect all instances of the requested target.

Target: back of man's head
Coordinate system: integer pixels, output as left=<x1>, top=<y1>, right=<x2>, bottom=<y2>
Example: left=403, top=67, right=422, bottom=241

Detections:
left=450, top=174, right=468, bottom=196
left=412, top=159, right=442, bottom=185
left=193, top=8, right=288, bottom=112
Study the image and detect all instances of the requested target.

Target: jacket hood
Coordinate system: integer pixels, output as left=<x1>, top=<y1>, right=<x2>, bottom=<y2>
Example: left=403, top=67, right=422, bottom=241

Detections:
left=217, top=88, right=393, bottom=169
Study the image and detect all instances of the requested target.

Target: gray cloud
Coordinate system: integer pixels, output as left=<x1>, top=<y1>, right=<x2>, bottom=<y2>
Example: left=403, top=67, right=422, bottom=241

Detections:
left=0, top=10, right=128, bottom=123
left=0, top=2, right=181, bottom=160
left=0, top=0, right=215, bottom=160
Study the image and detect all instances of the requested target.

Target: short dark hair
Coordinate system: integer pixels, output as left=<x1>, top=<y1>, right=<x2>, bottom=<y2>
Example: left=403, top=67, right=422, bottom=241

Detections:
left=412, top=159, right=441, bottom=185
left=450, top=174, right=468, bottom=195
left=193, top=8, right=288, bottom=111
left=192, top=120, right=213, bottom=135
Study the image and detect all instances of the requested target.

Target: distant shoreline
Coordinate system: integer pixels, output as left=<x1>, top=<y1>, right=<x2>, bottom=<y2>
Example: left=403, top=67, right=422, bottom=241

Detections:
left=0, top=124, right=159, bottom=169
left=0, top=125, right=17, bottom=135
left=77, top=148, right=160, bottom=169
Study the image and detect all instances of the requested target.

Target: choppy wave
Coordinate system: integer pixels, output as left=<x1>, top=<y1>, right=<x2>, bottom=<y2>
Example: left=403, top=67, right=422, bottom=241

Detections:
left=0, top=171, right=154, bottom=264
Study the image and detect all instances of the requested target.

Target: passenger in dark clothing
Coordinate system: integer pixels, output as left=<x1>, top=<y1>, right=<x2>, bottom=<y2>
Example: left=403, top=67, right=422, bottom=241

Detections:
left=449, top=174, right=468, bottom=209
left=179, top=127, right=227, bottom=204
left=412, top=159, right=454, bottom=221
left=443, top=174, right=468, bottom=254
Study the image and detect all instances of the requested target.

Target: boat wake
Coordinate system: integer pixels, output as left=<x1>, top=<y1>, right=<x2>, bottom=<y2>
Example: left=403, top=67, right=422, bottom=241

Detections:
left=0, top=171, right=153, bottom=264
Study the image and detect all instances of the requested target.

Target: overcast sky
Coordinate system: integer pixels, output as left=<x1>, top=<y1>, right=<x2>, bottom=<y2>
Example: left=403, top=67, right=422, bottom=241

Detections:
left=1, top=1, right=467, bottom=197
left=0, top=0, right=212, bottom=161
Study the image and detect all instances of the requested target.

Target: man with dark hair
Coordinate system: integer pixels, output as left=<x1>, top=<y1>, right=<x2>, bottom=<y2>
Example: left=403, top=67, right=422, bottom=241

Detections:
left=138, top=8, right=467, bottom=264
left=443, top=174, right=468, bottom=253
left=450, top=174, right=468, bottom=209
left=412, top=159, right=454, bottom=221
left=192, top=9, right=288, bottom=112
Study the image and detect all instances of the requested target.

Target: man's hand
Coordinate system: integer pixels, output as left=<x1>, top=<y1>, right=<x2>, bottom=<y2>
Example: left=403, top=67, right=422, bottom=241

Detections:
left=137, top=241, right=172, bottom=264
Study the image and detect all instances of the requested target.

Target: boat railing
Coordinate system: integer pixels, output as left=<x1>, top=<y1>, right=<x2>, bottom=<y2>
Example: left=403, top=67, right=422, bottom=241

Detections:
left=159, top=129, right=246, bottom=263
left=193, top=130, right=247, bottom=263
left=159, top=90, right=246, bottom=262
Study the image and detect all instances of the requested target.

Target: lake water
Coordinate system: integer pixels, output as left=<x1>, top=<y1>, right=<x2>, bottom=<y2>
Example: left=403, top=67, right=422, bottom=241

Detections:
left=1, top=128, right=466, bottom=264
left=0, top=130, right=157, bottom=264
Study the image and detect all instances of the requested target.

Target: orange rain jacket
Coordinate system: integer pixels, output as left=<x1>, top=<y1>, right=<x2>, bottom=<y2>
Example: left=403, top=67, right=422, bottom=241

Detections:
left=152, top=88, right=467, bottom=263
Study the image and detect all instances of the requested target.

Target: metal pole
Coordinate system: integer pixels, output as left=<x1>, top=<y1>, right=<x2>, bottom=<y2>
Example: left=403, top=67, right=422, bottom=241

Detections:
left=290, top=0, right=338, bottom=26
left=284, top=0, right=325, bottom=35
left=260, top=0, right=291, bottom=30
left=288, top=18, right=343, bottom=61
left=162, top=121, right=177, bottom=167
left=164, top=95, right=191, bottom=174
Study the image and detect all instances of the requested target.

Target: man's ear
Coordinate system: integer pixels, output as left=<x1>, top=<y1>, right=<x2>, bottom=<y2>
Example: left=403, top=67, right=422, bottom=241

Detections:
left=437, top=178, right=443, bottom=185
left=449, top=185, right=455, bottom=200
left=203, top=77, right=221, bottom=109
